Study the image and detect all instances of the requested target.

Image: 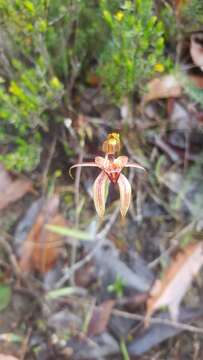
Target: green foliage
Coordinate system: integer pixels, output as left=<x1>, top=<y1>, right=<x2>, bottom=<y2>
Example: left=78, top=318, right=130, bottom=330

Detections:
left=0, top=135, right=42, bottom=172
left=108, top=275, right=125, bottom=298
left=99, top=0, right=170, bottom=100
left=182, top=0, right=203, bottom=31
left=159, top=0, right=203, bottom=38
left=180, top=73, right=203, bottom=109
left=0, top=0, right=111, bottom=171
left=159, top=2, right=177, bottom=42
left=0, top=0, right=65, bottom=171
left=0, top=0, right=171, bottom=171
left=0, top=284, right=11, bottom=311
left=46, top=224, right=93, bottom=241
left=185, top=82, right=203, bottom=108
left=46, top=287, right=81, bottom=300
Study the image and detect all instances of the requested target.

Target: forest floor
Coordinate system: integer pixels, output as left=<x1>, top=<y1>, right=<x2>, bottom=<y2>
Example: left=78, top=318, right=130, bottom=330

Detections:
left=2, top=34, right=203, bottom=360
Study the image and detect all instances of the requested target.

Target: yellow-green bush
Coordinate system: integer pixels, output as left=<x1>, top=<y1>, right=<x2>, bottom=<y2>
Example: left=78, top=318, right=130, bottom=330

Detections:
left=0, top=0, right=170, bottom=171
left=99, top=0, right=171, bottom=100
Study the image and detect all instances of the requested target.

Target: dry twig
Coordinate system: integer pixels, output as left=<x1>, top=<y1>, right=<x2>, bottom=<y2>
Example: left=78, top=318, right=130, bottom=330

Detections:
left=70, top=149, right=84, bottom=285
left=112, top=309, right=203, bottom=334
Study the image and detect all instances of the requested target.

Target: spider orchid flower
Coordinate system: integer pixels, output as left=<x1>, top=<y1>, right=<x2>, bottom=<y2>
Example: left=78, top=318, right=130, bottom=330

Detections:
left=69, top=154, right=146, bottom=218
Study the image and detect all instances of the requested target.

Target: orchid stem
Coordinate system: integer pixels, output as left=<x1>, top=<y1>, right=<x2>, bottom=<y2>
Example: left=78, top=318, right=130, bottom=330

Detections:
left=70, top=148, right=84, bottom=285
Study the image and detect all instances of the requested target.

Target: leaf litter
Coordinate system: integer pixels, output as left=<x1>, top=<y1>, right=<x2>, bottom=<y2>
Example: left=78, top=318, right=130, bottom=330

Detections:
left=0, top=356, right=19, bottom=360
left=146, top=241, right=203, bottom=322
left=87, top=300, right=115, bottom=337
left=143, top=75, right=182, bottom=104
left=3, top=135, right=203, bottom=359
left=128, top=306, right=203, bottom=356
left=0, top=164, right=33, bottom=211
left=19, top=194, right=67, bottom=273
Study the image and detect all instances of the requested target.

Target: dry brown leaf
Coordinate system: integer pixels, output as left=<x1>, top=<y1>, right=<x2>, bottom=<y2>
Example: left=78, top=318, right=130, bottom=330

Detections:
left=87, top=300, right=115, bottom=336
left=0, top=356, right=19, bottom=360
left=146, top=242, right=203, bottom=322
left=190, top=33, right=203, bottom=71
left=0, top=164, right=33, bottom=211
left=143, top=75, right=182, bottom=104
left=189, top=74, right=203, bottom=89
left=75, top=261, right=95, bottom=288
left=0, top=164, right=12, bottom=192
left=19, top=195, right=67, bottom=273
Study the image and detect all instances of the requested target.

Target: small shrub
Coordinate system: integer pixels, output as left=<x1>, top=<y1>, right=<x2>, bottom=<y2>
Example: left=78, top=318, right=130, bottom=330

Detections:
left=0, top=0, right=107, bottom=171
left=0, top=0, right=171, bottom=171
left=181, top=0, right=203, bottom=32
left=98, top=0, right=170, bottom=100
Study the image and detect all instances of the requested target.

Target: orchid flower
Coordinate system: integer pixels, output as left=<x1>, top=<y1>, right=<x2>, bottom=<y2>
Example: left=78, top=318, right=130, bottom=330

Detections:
left=69, top=134, right=146, bottom=217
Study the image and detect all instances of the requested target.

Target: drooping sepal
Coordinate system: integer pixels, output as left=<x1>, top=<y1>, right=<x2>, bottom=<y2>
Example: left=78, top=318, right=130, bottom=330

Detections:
left=69, top=162, right=99, bottom=178
left=93, top=171, right=110, bottom=217
left=117, top=173, right=132, bottom=217
left=125, top=162, right=146, bottom=172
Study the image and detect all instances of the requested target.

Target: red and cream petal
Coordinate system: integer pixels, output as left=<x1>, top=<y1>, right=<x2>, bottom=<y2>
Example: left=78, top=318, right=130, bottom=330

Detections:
left=94, top=156, right=108, bottom=169
left=93, top=171, right=110, bottom=218
left=114, top=156, right=129, bottom=168
left=103, top=156, right=129, bottom=184
left=117, top=173, right=132, bottom=217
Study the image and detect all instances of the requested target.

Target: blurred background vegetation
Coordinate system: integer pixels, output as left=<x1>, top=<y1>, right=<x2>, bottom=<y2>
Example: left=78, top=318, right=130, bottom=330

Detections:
left=0, top=0, right=173, bottom=171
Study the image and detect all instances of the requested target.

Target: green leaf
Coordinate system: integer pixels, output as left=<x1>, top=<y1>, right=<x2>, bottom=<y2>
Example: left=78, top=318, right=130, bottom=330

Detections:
left=45, top=224, right=93, bottom=241
left=0, top=284, right=11, bottom=311
left=24, top=0, right=35, bottom=14
left=46, top=287, right=81, bottom=300
left=103, top=10, right=112, bottom=23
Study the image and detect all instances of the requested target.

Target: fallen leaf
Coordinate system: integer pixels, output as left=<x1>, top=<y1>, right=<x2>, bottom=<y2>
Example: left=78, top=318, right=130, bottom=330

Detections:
left=190, top=32, right=203, bottom=71
left=87, top=300, right=115, bottom=336
left=128, top=307, right=203, bottom=356
left=75, top=261, right=96, bottom=288
left=0, top=164, right=33, bottom=211
left=66, top=332, right=119, bottom=360
left=0, top=356, right=19, bottom=360
left=0, top=164, right=12, bottom=192
left=143, top=75, right=182, bottom=104
left=48, top=309, right=82, bottom=333
left=189, top=74, right=203, bottom=89
left=19, top=195, right=67, bottom=273
left=94, top=239, right=153, bottom=292
left=146, top=242, right=203, bottom=322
